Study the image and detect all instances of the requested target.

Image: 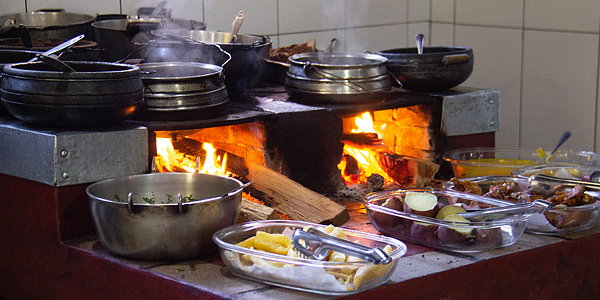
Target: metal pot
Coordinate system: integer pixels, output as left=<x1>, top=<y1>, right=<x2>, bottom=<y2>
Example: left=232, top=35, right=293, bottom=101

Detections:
left=91, top=18, right=207, bottom=62
left=86, top=172, right=244, bottom=261
left=138, top=62, right=229, bottom=120
left=1, top=61, right=143, bottom=128
left=284, top=52, right=392, bottom=104
left=150, top=29, right=272, bottom=98
left=375, top=46, right=473, bottom=92
left=0, top=12, right=95, bottom=40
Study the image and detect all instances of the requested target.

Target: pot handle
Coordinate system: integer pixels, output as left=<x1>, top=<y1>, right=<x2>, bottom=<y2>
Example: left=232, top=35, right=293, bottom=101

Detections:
left=127, top=192, right=135, bottom=214
left=177, top=194, right=183, bottom=214
left=442, top=54, right=470, bottom=65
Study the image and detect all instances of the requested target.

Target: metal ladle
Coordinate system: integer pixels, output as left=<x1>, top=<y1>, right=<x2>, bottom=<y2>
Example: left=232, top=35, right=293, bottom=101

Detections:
left=416, top=33, right=424, bottom=55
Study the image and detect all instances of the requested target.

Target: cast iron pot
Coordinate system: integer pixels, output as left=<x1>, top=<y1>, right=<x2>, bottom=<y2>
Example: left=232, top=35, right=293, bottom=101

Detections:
left=137, top=62, right=229, bottom=121
left=86, top=172, right=245, bottom=261
left=1, top=61, right=143, bottom=128
left=0, top=11, right=94, bottom=40
left=0, top=49, right=42, bottom=114
left=150, top=29, right=272, bottom=98
left=375, top=46, right=473, bottom=92
left=285, top=52, right=392, bottom=104
left=91, top=18, right=207, bottom=62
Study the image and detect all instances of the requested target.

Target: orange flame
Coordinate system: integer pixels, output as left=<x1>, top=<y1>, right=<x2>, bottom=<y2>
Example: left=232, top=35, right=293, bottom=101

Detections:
left=338, top=112, right=394, bottom=185
left=156, top=138, right=228, bottom=175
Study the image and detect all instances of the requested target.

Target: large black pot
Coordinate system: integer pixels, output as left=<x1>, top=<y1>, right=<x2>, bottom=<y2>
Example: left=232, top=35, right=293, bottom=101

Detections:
left=149, top=29, right=272, bottom=99
left=0, top=49, right=43, bottom=114
left=0, top=38, right=100, bottom=61
left=375, top=46, right=473, bottom=92
left=1, top=61, right=143, bottom=128
left=91, top=18, right=207, bottom=62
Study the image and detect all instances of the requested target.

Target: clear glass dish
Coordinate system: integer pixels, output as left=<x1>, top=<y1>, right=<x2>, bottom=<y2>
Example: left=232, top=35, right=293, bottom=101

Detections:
left=363, top=188, right=529, bottom=252
left=442, top=148, right=600, bottom=178
left=212, top=220, right=407, bottom=296
left=444, top=174, right=600, bottom=235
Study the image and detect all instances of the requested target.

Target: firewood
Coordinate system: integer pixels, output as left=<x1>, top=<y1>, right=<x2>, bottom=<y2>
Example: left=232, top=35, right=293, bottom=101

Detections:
left=237, top=198, right=280, bottom=224
left=377, top=152, right=439, bottom=188
left=226, top=154, right=350, bottom=226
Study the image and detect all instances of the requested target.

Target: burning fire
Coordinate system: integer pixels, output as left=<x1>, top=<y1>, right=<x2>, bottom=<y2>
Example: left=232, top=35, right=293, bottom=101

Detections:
left=156, top=138, right=228, bottom=176
left=338, top=112, right=395, bottom=185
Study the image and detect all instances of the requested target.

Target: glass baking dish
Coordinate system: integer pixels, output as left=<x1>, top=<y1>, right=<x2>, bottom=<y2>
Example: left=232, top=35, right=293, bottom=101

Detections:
left=444, top=175, right=600, bottom=235
left=212, top=220, right=407, bottom=296
left=363, top=188, right=529, bottom=252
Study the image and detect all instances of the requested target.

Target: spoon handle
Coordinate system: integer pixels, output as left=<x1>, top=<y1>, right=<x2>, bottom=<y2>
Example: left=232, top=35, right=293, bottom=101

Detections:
left=415, top=33, right=424, bottom=55
left=550, top=131, right=572, bottom=156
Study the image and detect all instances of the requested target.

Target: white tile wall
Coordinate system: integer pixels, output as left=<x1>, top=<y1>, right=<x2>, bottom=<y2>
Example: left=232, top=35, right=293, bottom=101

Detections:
left=203, top=0, right=277, bottom=35
left=455, top=0, right=523, bottom=28
left=455, top=25, right=523, bottom=149
left=431, top=0, right=454, bottom=23
left=346, top=25, right=406, bottom=53
left=408, top=0, right=430, bottom=23
left=520, top=30, right=598, bottom=151
left=346, top=0, right=408, bottom=28
left=430, top=23, right=453, bottom=46
left=525, top=0, right=600, bottom=33
left=277, top=0, right=345, bottom=34
left=3, top=0, right=600, bottom=153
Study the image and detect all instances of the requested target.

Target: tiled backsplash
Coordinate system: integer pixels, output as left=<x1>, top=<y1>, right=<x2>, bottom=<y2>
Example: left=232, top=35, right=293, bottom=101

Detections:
left=4, top=0, right=600, bottom=153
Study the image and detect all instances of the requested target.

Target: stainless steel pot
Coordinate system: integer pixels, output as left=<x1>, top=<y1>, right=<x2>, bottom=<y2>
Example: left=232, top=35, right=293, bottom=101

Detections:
left=375, top=46, right=473, bottom=91
left=0, top=12, right=95, bottom=40
left=150, top=29, right=272, bottom=98
left=138, top=62, right=229, bottom=120
left=86, top=172, right=244, bottom=261
left=1, top=61, right=143, bottom=128
left=284, top=52, right=392, bottom=104
left=91, top=18, right=207, bottom=62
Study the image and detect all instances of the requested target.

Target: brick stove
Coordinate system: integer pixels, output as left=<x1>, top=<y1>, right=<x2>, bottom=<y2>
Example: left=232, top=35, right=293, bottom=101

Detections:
left=0, top=86, right=499, bottom=299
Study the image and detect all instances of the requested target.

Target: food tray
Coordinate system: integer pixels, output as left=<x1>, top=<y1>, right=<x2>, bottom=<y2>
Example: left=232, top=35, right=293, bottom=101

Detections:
left=444, top=175, right=600, bottom=235
left=212, top=220, right=407, bottom=296
left=363, top=188, right=529, bottom=252
left=442, top=148, right=600, bottom=178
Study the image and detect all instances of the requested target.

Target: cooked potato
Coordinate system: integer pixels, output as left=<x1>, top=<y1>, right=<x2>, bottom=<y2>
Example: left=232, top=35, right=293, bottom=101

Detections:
left=437, top=214, right=473, bottom=244
left=371, top=196, right=403, bottom=230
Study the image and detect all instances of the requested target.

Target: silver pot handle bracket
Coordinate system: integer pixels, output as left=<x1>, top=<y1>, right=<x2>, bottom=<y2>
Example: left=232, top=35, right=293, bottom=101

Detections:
left=302, top=62, right=374, bottom=94
left=127, top=192, right=135, bottom=214
left=178, top=194, right=183, bottom=214
left=442, top=54, right=470, bottom=65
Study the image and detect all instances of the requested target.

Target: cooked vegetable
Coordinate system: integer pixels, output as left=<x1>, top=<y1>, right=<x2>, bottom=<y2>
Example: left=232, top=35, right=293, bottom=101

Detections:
left=410, top=222, right=438, bottom=243
left=435, top=204, right=466, bottom=220
left=403, top=192, right=439, bottom=218
left=475, top=228, right=503, bottom=246
left=371, top=196, right=403, bottom=230
left=437, top=214, right=473, bottom=244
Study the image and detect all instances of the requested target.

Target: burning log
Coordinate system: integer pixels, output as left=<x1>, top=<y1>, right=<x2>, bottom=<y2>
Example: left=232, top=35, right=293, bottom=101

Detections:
left=341, top=132, right=386, bottom=149
left=377, top=152, right=439, bottom=187
left=237, top=198, right=280, bottom=223
left=227, top=154, right=350, bottom=226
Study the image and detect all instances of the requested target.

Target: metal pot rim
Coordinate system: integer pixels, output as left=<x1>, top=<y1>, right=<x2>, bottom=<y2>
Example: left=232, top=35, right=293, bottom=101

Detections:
left=289, top=52, right=388, bottom=68
left=139, top=62, right=223, bottom=80
left=86, top=172, right=243, bottom=206
left=3, top=61, right=141, bottom=78
left=0, top=12, right=95, bottom=29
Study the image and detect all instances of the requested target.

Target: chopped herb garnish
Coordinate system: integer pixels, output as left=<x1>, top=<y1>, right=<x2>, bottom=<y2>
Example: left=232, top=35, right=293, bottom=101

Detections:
left=182, top=194, right=197, bottom=202
left=175, top=268, right=185, bottom=272
left=165, top=194, right=173, bottom=204
left=113, top=194, right=121, bottom=202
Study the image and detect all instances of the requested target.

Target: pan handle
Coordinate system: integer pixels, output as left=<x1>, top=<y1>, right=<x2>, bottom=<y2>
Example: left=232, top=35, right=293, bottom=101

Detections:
left=442, top=54, right=470, bottom=65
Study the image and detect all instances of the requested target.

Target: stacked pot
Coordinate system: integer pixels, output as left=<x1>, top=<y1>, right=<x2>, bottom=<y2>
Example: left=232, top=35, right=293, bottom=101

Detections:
left=285, top=52, right=393, bottom=104
left=0, top=61, right=144, bottom=128
left=137, top=62, right=228, bottom=120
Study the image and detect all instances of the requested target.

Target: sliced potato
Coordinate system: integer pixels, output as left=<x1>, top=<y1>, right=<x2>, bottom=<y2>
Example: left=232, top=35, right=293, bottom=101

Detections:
left=403, top=192, right=439, bottom=218
left=435, top=204, right=466, bottom=220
